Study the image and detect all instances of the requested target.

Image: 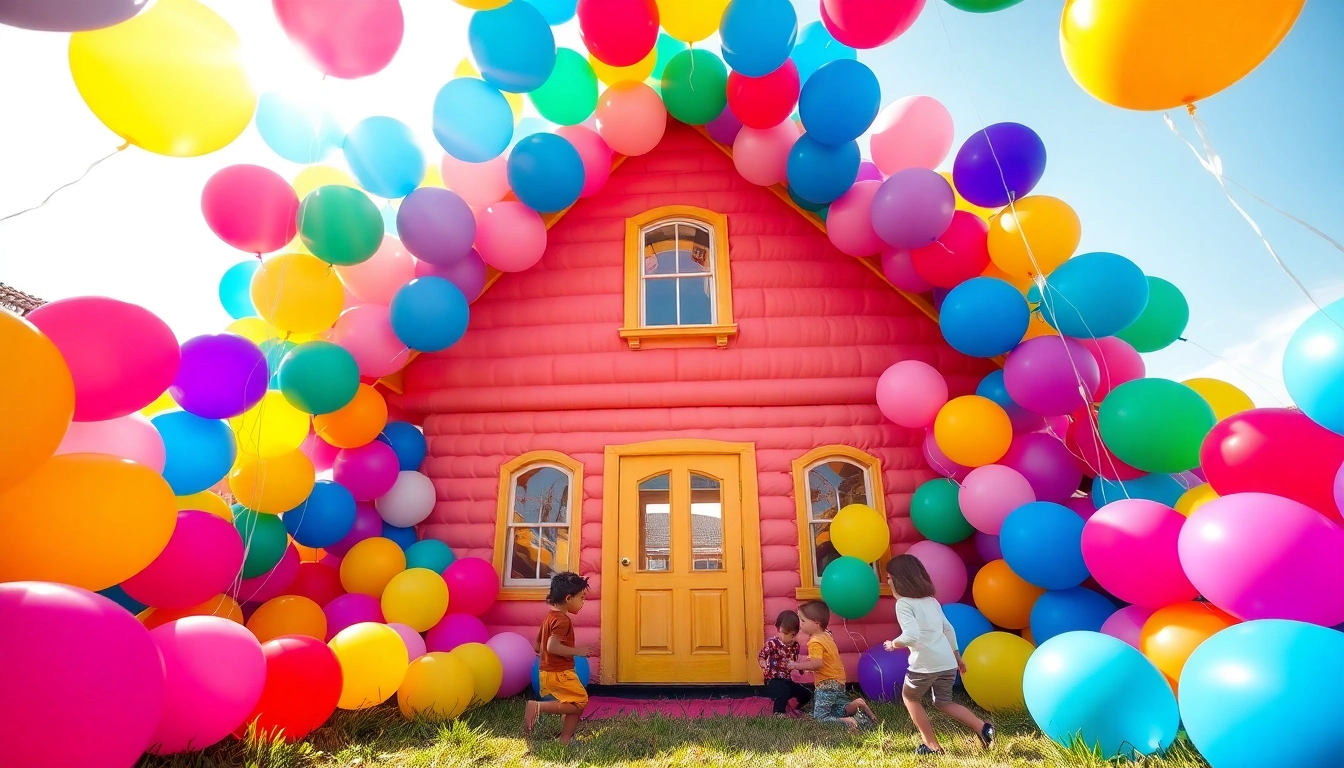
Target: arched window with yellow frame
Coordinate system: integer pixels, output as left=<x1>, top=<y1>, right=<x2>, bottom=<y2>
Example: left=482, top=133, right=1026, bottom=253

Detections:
left=493, top=451, right=584, bottom=600
left=791, top=446, right=889, bottom=600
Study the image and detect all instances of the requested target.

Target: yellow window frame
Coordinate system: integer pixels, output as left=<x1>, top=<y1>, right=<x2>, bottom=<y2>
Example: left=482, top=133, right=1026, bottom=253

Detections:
left=791, top=445, right=892, bottom=600
left=493, top=450, right=585, bottom=601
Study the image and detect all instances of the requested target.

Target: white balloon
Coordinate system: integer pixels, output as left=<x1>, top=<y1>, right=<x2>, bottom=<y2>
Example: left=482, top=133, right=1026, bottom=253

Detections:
left=375, top=470, right=436, bottom=527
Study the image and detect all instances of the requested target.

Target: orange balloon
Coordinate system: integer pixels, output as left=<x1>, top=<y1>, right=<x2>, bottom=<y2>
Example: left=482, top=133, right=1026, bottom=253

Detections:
left=313, top=384, right=387, bottom=449
left=1020, top=626, right=1035, bottom=646
left=340, top=536, right=407, bottom=597
left=247, top=595, right=327, bottom=643
left=972, top=559, right=1046, bottom=630
left=294, top=542, right=326, bottom=562
left=142, top=594, right=244, bottom=630
left=0, top=454, right=177, bottom=591
left=1139, top=601, right=1238, bottom=692
left=934, top=395, right=1012, bottom=467
left=0, top=313, right=75, bottom=494
left=1021, top=312, right=1060, bottom=342
left=229, top=449, right=315, bottom=514
left=987, top=196, right=1081, bottom=279
left=979, top=261, right=1035, bottom=294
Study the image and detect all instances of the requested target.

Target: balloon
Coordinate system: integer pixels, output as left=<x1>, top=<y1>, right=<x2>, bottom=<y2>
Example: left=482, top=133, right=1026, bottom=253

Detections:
left=201, top=165, right=300, bottom=255
left=1099, top=604, right=1154, bottom=649
left=786, top=134, right=859, bottom=205
left=272, top=0, right=402, bottom=78
left=443, top=557, right=501, bottom=616
left=340, top=117, right=424, bottom=200
left=0, top=0, right=147, bottom=31
left=656, top=0, right=726, bottom=42
left=478, top=633, right=535, bottom=701
left=959, top=465, right=1035, bottom=535
left=943, top=603, right=993, bottom=651
left=379, top=422, right=428, bottom=471
left=229, top=391, right=308, bottom=462
left=1092, top=473, right=1187, bottom=509
left=254, top=91, right=344, bottom=164
left=819, top=0, right=924, bottom=49
left=153, top=410, right=236, bottom=495
left=451, top=642, right=505, bottom=706
left=284, top=480, right=358, bottom=549
left=1182, top=377, right=1253, bottom=423
left=0, top=583, right=165, bottom=768
left=938, top=278, right=1031, bottom=360
left=856, top=647, right=911, bottom=703
left=475, top=202, right=548, bottom=272
left=1067, top=410, right=1141, bottom=481
left=148, top=616, right=265, bottom=754
left=1114, top=276, right=1188, bottom=352
left=1004, top=336, right=1099, bottom=417
left=526, top=49, right=597, bottom=127
left=986, top=196, right=1081, bottom=279
left=910, top=478, right=974, bottom=544
left=386, top=622, right=427, bottom=662
left=972, top=559, right=1044, bottom=629
left=577, top=0, right=658, bottom=68
left=313, top=384, right=387, bottom=449
left=228, top=504, right=288, bottom=579
left=732, top=119, right=799, bottom=186
left=388, top=278, right=470, bottom=354
left=661, top=50, right=729, bottom=126
left=1098, top=379, right=1214, bottom=474
left=238, top=636, right=342, bottom=742
left=230, top=450, right=315, bottom=515
left=398, top=651, right=476, bottom=721
left=433, top=79, right=514, bottom=163
left=908, top=212, right=990, bottom=289
left=945, top=0, right=1024, bottom=9
left=340, top=536, right=407, bottom=597
left=999, top=502, right=1087, bottom=589
left=904, top=540, right=967, bottom=604
left=323, top=593, right=384, bottom=639
left=396, top=189, right=476, bottom=269
left=231, top=540, right=300, bottom=604
left=922, top=429, right=969, bottom=480
left=1030, top=587, right=1116, bottom=645
left=1200, top=408, right=1344, bottom=521
left=376, top=471, right=437, bottom=528
left=298, top=186, right=384, bottom=267
left=727, top=60, right=800, bottom=130
left=819, top=555, right=880, bottom=619
left=122, top=511, right=243, bottom=610
left=1139, top=601, right=1239, bottom=691
left=1000, top=431, right=1084, bottom=503
left=1036, top=252, right=1149, bottom=338
left=382, top=568, right=450, bottom=632
left=797, top=59, right=879, bottom=147
left=870, top=168, right=954, bottom=249
left=1282, top=297, right=1344, bottom=437
left=167, top=333, right=267, bottom=421
left=718, top=0, right=796, bottom=77
left=882, top=247, right=935, bottom=293
left=246, top=595, right=328, bottom=644
left=469, top=1, right=557, bottom=94
left=1175, top=483, right=1219, bottom=517
left=594, top=81, right=667, bottom=157
left=334, top=442, right=402, bottom=502
left=870, top=95, right=953, bottom=175
left=329, top=622, right=409, bottom=710
left=1081, top=499, right=1195, bottom=608
left=1077, top=337, right=1144, bottom=400
left=976, top=369, right=1043, bottom=434
left=427, top=613, right=490, bottom=653
left=218, top=260, right=260, bottom=321
left=551, top=125, right=612, bottom=199
left=329, top=305, right=413, bottom=379
left=828, top=504, right=889, bottom=564
left=875, top=360, right=947, bottom=429
left=934, top=395, right=1012, bottom=468
left=250, top=253, right=345, bottom=335
left=141, top=594, right=244, bottom=630
left=532, top=656, right=593, bottom=699
left=951, top=123, right=1046, bottom=208
left=55, top=413, right=165, bottom=472
left=961, top=631, right=1032, bottom=711
left=278, top=341, right=360, bottom=416
left=68, top=0, right=254, bottom=156
left=790, top=20, right=855, bottom=85
left=508, top=134, right=586, bottom=214
left=27, top=297, right=179, bottom=422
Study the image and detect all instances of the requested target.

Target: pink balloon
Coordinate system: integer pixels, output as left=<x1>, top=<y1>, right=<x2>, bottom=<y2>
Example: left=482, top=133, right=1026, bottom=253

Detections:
left=1179, top=492, right=1344, bottom=625
left=336, top=236, right=416, bottom=306
left=870, top=95, right=953, bottom=175
left=1077, top=337, right=1145, bottom=400
left=272, top=0, right=404, bottom=79
left=300, top=430, right=340, bottom=473
left=389, top=622, right=427, bottom=661
left=827, top=180, right=884, bottom=257
left=425, top=612, right=489, bottom=653
left=733, top=119, right=800, bottom=186
left=415, top=250, right=488, bottom=302
left=821, top=0, right=926, bottom=49
left=595, top=82, right=667, bottom=157
left=1004, top=336, right=1100, bottom=416
left=881, top=248, right=935, bottom=293
left=55, top=413, right=165, bottom=471
left=1335, top=461, right=1344, bottom=517
left=149, top=616, right=266, bottom=754
left=556, top=125, right=613, bottom=198
left=487, top=631, right=539, bottom=698
left=443, top=557, right=500, bottom=616
left=876, top=360, right=948, bottom=429
left=330, top=304, right=412, bottom=378
left=231, top=543, right=301, bottom=604
left=1099, top=604, right=1155, bottom=649
left=999, top=431, right=1084, bottom=504
left=123, top=511, right=244, bottom=609
left=1082, top=499, right=1196, bottom=609
left=200, top=165, right=299, bottom=254
left=0, top=583, right=165, bottom=768
left=923, top=428, right=969, bottom=481
left=322, top=592, right=383, bottom=640
left=28, top=297, right=180, bottom=422
left=441, top=153, right=510, bottom=208
left=1066, top=409, right=1145, bottom=481
left=475, top=202, right=547, bottom=272
left=333, top=442, right=401, bottom=500
left=958, top=465, right=1036, bottom=535
left=904, top=540, right=968, bottom=604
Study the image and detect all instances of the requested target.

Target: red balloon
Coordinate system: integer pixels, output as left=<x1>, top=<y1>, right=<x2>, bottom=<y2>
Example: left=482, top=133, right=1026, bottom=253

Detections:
left=1067, top=409, right=1145, bottom=481
left=820, top=0, right=926, bottom=49
left=727, top=60, right=801, bottom=130
left=1077, top=337, right=1145, bottom=400
left=286, top=562, right=345, bottom=607
left=201, top=165, right=300, bottom=254
left=576, top=0, right=658, bottom=67
left=909, top=211, right=989, bottom=288
left=1200, top=408, right=1344, bottom=522
left=272, top=0, right=404, bottom=79
left=235, top=636, right=342, bottom=741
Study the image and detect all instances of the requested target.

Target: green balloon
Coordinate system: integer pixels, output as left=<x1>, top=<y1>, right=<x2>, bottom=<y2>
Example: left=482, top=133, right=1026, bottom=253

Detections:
left=297, top=185, right=384, bottom=267
left=232, top=504, right=288, bottom=579
left=1115, top=277, right=1189, bottom=352
left=942, top=0, right=1026, bottom=12
left=651, top=33, right=687, bottom=80
left=911, top=478, right=974, bottom=544
left=529, top=49, right=597, bottom=126
left=1098, top=378, right=1215, bottom=474
left=277, top=341, right=359, bottom=415
left=819, top=555, right=880, bottom=619
left=661, top=49, right=728, bottom=126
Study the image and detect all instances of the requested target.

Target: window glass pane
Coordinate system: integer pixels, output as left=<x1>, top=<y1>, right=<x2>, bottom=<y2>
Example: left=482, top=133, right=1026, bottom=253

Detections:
left=512, top=466, right=570, bottom=525
left=511, top=526, right=542, bottom=581
left=678, top=277, right=713, bottom=325
left=644, top=277, right=678, bottom=326
left=539, top=526, right=567, bottom=581
left=639, top=473, right=671, bottom=572
left=643, top=224, right=678, bottom=275
left=807, top=460, right=868, bottom=522
left=690, top=473, right=724, bottom=571
left=812, top=522, right=840, bottom=582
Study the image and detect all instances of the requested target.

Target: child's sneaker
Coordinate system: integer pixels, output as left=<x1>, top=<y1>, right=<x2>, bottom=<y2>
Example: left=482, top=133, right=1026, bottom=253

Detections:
left=977, top=722, right=995, bottom=748
left=915, top=744, right=944, bottom=756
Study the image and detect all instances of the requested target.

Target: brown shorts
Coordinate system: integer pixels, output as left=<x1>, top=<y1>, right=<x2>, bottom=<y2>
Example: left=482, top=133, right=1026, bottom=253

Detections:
left=903, top=669, right=956, bottom=705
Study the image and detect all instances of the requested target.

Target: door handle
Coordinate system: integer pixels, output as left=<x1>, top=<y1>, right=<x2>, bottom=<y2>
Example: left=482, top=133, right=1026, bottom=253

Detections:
left=620, top=557, right=631, bottom=566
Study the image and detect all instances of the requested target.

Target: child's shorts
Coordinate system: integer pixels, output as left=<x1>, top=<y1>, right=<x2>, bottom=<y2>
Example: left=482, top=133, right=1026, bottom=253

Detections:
left=903, top=669, right=956, bottom=705
left=539, top=669, right=589, bottom=708
left=812, top=679, right=873, bottom=727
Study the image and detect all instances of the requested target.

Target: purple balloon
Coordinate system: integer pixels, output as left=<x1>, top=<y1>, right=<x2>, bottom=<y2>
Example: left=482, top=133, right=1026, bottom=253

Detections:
left=396, top=187, right=477, bottom=267
left=880, top=248, right=933, bottom=293
left=325, top=503, right=383, bottom=557
left=999, top=432, right=1083, bottom=504
left=0, top=0, right=147, bottom=32
left=333, top=442, right=401, bottom=501
left=706, top=107, right=744, bottom=146
left=1003, top=336, right=1100, bottom=416
left=425, top=612, right=489, bottom=653
left=856, top=160, right=883, bottom=183
left=870, top=168, right=955, bottom=249
left=1062, top=495, right=1096, bottom=521
left=415, top=248, right=488, bottom=302
left=322, top=593, right=384, bottom=640
left=168, top=334, right=268, bottom=420
left=923, top=429, right=970, bottom=481
left=974, top=532, right=1002, bottom=562
left=952, top=122, right=1046, bottom=208
left=857, top=647, right=911, bottom=702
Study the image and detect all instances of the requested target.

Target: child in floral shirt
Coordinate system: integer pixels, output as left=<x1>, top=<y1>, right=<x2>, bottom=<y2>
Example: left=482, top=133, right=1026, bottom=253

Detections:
left=758, top=610, right=812, bottom=717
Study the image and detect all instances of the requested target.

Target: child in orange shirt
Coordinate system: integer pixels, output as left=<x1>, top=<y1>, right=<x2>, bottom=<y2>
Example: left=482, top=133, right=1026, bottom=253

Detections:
left=789, top=600, right=876, bottom=733
left=524, top=572, right=590, bottom=745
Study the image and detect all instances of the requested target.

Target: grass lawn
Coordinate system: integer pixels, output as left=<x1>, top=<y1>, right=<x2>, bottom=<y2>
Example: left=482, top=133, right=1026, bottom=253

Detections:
left=136, top=698, right=1210, bottom=768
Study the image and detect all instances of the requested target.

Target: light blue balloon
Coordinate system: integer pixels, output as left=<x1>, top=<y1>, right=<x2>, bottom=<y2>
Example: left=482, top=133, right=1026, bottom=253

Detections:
left=1180, top=620, right=1344, bottom=768
left=382, top=523, right=418, bottom=549
left=469, top=2, right=556, bottom=93
left=943, top=603, right=993, bottom=650
left=790, top=21, right=855, bottom=85
left=433, top=78, right=514, bottom=162
left=381, top=203, right=399, bottom=237
left=532, top=655, right=592, bottom=699
left=786, top=133, right=858, bottom=205
left=1283, top=297, right=1344, bottom=436
left=798, top=59, right=880, bottom=146
left=939, top=277, right=1030, bottom=357
left=523, top=0, right=576, bottom=25
left=1034, top=252, right=1149, bottom=338
left=1000, top=502, right=1088, bottom=590
left=153, top=410, right=236, bottom=496
left=343, top=116, right=425, bottom=199
left=1030, top=588, right=1117, bottom=646
left=218, top=260, right=259, bottom=320
left=254, top=91, right=344, bottom=164
left=1024, top=631, right=1179, bottom=760
left=406, top=539, right=456, bottom=574
left=1092, top=473, right=1186, bottom=508
left=508, top=133, right=584, bottom=213
left=258, top=338, right=295, bottom=390
left=97, top=584, right=146, bottom=615
left=506, top=117, right=554, bottom=153
left=389, top=277, right=470, bottom=353
left=720, top=0, right=797, bottom=77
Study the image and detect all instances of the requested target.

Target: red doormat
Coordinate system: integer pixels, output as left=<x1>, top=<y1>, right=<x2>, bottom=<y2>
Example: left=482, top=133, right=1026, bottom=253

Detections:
left=581, top=696, right=774, bottom=720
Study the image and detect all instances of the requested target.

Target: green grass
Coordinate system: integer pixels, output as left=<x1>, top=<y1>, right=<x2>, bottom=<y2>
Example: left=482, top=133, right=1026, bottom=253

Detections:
left=136, top=697, right=1210, bottom=768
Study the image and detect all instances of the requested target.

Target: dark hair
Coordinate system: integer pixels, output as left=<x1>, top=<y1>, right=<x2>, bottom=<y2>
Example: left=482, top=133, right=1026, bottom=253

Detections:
left=774, top=610, right=800, bottom=633
left=886, top=554, right=937, bottom=599
left=798, top=600, right=830, bottom=629
left=546, top=572, right=590, bottom=605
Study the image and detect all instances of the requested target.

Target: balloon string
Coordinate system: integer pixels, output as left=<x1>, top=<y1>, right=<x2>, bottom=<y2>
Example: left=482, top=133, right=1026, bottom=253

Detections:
left=1221, top=176, right=1344, bottom=256
left=1177, top=337, right=1291, bottom=408
left=0, top=144, right=127, bottom=228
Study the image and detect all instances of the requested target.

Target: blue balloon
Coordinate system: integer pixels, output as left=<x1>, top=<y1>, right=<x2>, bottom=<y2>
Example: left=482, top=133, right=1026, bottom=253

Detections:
left=382, top=523, right=419, bottom=549
left=469, top=2, right=556, bottom=93
left=380, top=203, right=399, bottom=237
left=98, top=584, right=146, bottom=615
left=1030, top=588, right=1117, bottom=646
left=798, top=59, right=880, bottom=146
left=1284, top=297, right=1344, bottom=436
left=1024, top=631, right=1179, bottom=760
left=258, top=338, right=295, bottom=390
left=1000, top=502, right=1088, bottom=589
left=943, top=603, right=993, bottom=650
left=378, top=422, right=428, bottom=472
left=786, top=134, right=859, bottom=205
left=389, top=277, right=470, bottom=353
left=343, top=116, right=425, bottom=199
left=255, top=91, right=344, bottom=164
left=507, top=133, right=584, bottom=213
left=1033, top=252, right=1149, bottom=338
left=532, top=656, right=592, bottom=699
left=433, top=78, right=514, bottom=162
left=405, top=539, right=456, bottom=574
left=218, top=260, right=259, bottom=320
left=283, top=480, right=357, bottom=549
left=939, top=277, right=1030, bottom=358
left=788, top=186, right=827, bottom=213
left=153, top=411, right=236, bottom=496
left=523, top=0, right=576, bottom=25
left=976, top=369, right=1041, bottom=432
left=720, top=0, right=797, bottom=77
left=1180, top=620, right=1344, bottom=768
left=1092, top=473, right=1186, bottom=508
left=790, top=21, right=855, bottom=85
left=507, top=117, right=555, bottom=153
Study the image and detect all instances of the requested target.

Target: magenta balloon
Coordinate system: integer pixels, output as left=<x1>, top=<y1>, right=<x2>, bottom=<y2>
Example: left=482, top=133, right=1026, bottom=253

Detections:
left=231, top=543, right=301, bottom=604
left=1003, top=336, right=1100, bottom=416
left=389, top=622, right=427, bottom=661
left=443, top=557, right=500, bottom=616
left=998, top=432, right=1083, bottom=503
left=55, top=413, right=165, bottom=471
left=487, top=631, right=540, bottom=697
left=1336, top=462, right=1344, bottom=518
left=272, top=0, right=404, bottom=79
left=876, top=360, right=948, bottom=429
left=326, top=503, right=384, bottom=557
left=904, top=540, right=968, bottom=604
left=705, top=107, right=744, bottom=146
left=922, top=428, right=969, bottom=481
left=880, top=248, right=934, bottom=293
left=1082, top=499, right=1196, bottom=609
left=974, top=532, right=1001, bottom=562
left=856, top=160, right=884, bottom=182
left=170, top=333, right=269, bottom=420
left=300, top=430, right=340, bottom=473
left=827, top=180, right=884, bottom=257
left=200, top=165, right=300, bottom=254
left=425, top=612, right=489, bottom=653
left=415, top=248, right=488, bottom=302
left=0, top=583, right=165, bottom=768
left=395, top=187, right=476, bottom=267
left=148, top=616, right=266, bottom=754
left=1179, top=492, right=1344, bottom=625
left=322, top=592, right=384, bottom=640
left=870, top=168, right=955, bottom=250
left=333, top=441, right=401, bottom=500
left=1062, top=495, right=1096, bottom=521
left=1077, top=337, right=1144, bottom=400
left=1099, top=604, right=1154, bottom=649
left=124, top=511, right=245, bottom=610
left=958, top=464, right=1036, bottom=535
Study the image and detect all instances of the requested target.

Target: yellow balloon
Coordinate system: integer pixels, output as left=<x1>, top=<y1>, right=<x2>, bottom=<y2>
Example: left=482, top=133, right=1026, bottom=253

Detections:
left=177, top=490, right=234, bottom=522
left=941, top=172, right=999, bottom=221
left=250, top=253, right=344, bottom=335
left=231, top=391, right=311, bottom=459
left=421, top=163, right=446, bottom=189
left=829, top=504, right=889, bottom=564
left=341, top=537, right=407, bottom=597
left=934, top=396, right=1012, bottom=468
left=1060, top=0, right=1304, bottom=111
left=961, top=631, right=1034, bottom=712
left=0, top=454, right=177, bottom=591
left=449, top=642, right=504, bottom=707
left=68, top=0, right=254, bottom=156
left=329, top=622, right=409, bottom=710
left=313, top=384, right=388, bottom=449
left=1181, top=378, right=1254, bottom=423
left=247, top=595, right=327, bottom=643
left=398, top=652, right=476, bottom=721
left=292, top=166, right=357, bottom=202
left=1175, top=483, right=1219, bottom=517
left=590, top=48, right=657, bottom=87
left=224, top=317, right=272, bottom=345
left=141, top=390, right=178, bottom=418
left=659, top=0, right=730, bottom=43
left=453, top=62, right=524, bottom=121
left=142, top=594, right=244, bottom=630
left=382, top=568, right=450, bottom=632
left=229, top=450, right=315, bottom=514
left=454, top=0, right=510, bottom=9
left=987, top=196, right=1081, bottom=279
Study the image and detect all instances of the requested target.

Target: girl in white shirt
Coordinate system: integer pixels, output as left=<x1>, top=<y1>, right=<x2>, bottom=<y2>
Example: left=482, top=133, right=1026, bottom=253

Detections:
left=884, top=554, right=995, bottom=756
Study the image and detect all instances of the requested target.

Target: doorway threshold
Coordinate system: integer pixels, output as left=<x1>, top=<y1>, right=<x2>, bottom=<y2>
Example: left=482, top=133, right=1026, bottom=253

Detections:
left=587, top=684, right=766, bottom=700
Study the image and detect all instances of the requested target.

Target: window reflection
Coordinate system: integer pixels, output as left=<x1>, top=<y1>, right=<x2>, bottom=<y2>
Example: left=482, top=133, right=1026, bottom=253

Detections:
left=639, top=473, right=672, bottom=572
left=641, top=220, right=716, bottom=327
left=690, top=473, right=724, bottom=571
left=806, top=460, right=870, bottom=583
left=508, top=465, right=572, bottom=583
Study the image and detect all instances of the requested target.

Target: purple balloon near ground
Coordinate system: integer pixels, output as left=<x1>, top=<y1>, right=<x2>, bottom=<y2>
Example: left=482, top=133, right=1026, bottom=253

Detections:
left=706, top=108, right=744, bottom=145
left=1100, top=604, right=1154, bottom=649
left=323, top=593, right=384, bottom=640
left=487, top=631, right=539, bottom=698
left=870, top=168, right=955, bottom=249
left=999, top=432, right=1083, bottom=504
left=1004, top=336, right=1100, bottom=416
left=975, top=532, right=1002, bottom=562
left=952, top=122, right=1046, bottom=208
left=169, top=334, right=268, bottom=420
left=325, top=503, right=383, bottom=557
left=415, top=248, right=488, bottom=302
left=0, top=0, right=148, bottom=32
left=396, top=187, right=477, bottom=267
left=425, top=612, right=489, bottom=653
left=333, top=441, right=401, bottom=501
left=857, top=647, right=911, bottom=702
left=856, top=160, right=883, bottom=182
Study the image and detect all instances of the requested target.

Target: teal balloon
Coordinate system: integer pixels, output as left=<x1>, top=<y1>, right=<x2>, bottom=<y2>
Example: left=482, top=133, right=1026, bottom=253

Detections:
left=255, top=91, right=344, bottom=164
left=1035, top=252, right=1149, bottom=338
left=651, top=33, right=687, bottom=80
left=660, top=50, right=728, bottom=126
left=277, top=341, right=360, bottom=415
left=432, top=78, right=513, bottom=162
left=529, top=48, right=597, bottom=126
left=232, top=504, right=289, bottom=579
left=523, top=0, right=576, bottom=24
left=1115, top=277, right=1188, bottom=352
left=297, top=185, right=384, bottom=267
left=1283, top=297, right=1344, bottom=435
left=258, top=338, right=295, bottom=390
left=819, top=555, right=880, bottom=619
left=218, top=260, right=259, bottom=320
left=98, top=584, right=147, bottom=615
left=790, top=21, right=855, bottom=85
left=1093, top=473, right=1186, bottom=508
left=343, top=116, right=425, bottom=199
left=406, top=539, right=456, bottom=574
left=910, top=478, right=974, bottom=544
left=1098, top=378, right=1214, bottom=473
left=943, top=0, right=1027, bottom=11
